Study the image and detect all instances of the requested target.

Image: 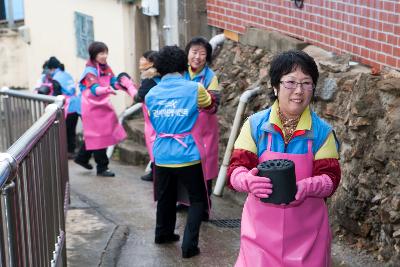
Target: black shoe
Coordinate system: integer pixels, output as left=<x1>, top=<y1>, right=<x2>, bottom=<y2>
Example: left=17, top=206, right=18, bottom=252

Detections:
left=74, top=159, right=93, bottom=170
left=140, top=172, right=153, bottom=181
left=176, top=203, right=189, bottom=212
left=154, top=234, right=180, bottom=244
left=97, top=170, right=115, bottom=177
left=182, top=247, right=200, bottom=258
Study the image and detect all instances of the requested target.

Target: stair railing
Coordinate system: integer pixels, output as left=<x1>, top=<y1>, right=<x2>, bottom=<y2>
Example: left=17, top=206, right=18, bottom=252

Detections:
left=0, top=87, right=69, bottom=267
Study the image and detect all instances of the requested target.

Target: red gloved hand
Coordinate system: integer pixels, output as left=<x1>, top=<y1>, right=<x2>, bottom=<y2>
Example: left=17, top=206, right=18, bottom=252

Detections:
left=230, top=167, right=273, bottom=199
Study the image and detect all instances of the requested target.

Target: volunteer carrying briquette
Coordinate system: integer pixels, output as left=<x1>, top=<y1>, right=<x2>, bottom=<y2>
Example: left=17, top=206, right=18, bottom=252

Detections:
left=228, top=50, right=341, bottom=267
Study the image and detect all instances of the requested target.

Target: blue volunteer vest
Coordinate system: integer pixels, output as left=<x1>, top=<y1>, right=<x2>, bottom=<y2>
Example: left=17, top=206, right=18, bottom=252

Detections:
left=249, top=107, right=334, bottom=157
left=145, top=73, right=200, bottom=165
left=52, top=68, right=81, bottom=114
left=183, top=65, right=215, bottom=89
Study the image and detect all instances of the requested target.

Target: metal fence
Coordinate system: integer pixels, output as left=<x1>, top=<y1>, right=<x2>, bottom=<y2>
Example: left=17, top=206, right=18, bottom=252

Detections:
left=0, top=88, right=69, bottom=267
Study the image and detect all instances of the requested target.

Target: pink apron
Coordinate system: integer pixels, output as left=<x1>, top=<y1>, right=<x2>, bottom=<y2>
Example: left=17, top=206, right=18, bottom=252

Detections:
left=81, top=66, right=127, bottom=150
left=197, top=111, right=219, bottom=180
left=236, top=133, right=331, bottom=267
left=142, top=104, right=156, bottom=162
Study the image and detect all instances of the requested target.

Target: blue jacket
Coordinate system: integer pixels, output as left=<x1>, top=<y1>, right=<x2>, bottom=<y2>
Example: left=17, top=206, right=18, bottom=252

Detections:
left=52, top=68, right=81, bottom=114
left=145, top=73, right=200, bottom=165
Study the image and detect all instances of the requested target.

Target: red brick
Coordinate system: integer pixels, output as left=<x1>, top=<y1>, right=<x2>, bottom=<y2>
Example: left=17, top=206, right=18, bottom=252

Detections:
left=366, top=40, right=381, bottom=51
left=369, top=51, right=378, bottom=61
left=386, top=56, right=397, bottom=67
left=393, top=47, right=400, bottom=58
left=387, top=35, right=398, bottom=46
left=383, top=2, right=395, bottom=12
left=382, top=44, right=393, bottom=55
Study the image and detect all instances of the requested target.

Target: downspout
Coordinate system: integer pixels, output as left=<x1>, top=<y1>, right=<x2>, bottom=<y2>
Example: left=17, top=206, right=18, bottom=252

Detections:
left=106, top=103, right=142, bottom=158
left=213, top=84, right=262, bottom=197
left=209, top=33, right=225, bottom=54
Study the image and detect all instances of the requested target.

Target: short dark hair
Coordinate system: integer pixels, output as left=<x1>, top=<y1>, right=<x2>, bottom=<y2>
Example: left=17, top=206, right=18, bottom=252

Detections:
left=185, top=36, right=213, bottom=64
left=88, top=41, right=108, bottom=61
left=142, top=50, right=158, bottom=63
left=269, top=50, right=319, bottom=99
left=46, top=56, right=61, bottom=69
left=154, top=45, right=187, bottom=76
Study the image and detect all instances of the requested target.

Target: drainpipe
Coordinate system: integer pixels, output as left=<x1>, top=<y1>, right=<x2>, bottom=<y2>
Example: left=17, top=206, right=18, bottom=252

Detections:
left=106, top=103, right=142, bottom=158
left=209, top=33, right=225, bottom=54
left=213, top=84, right=262, bottom=197
left=6, top=0, right=15, bottom=29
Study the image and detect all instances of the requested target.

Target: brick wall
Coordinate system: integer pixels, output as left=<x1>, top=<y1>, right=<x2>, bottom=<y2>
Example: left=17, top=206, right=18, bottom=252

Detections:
left=207, top=0, right=400, bottom=71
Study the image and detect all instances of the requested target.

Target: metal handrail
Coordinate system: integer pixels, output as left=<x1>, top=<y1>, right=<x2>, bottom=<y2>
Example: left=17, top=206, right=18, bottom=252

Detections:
left=0, top=88, right=68, bottom=267
left=0, top=87, right=61, bottom=104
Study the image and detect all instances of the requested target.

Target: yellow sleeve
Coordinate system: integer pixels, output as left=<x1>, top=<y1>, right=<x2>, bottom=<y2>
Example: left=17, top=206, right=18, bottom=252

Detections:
left=234, top=119, right=257, bottom=154
left=207, top=76, right=220, bottom=91
left=315, top=132, right=339, bottom=160
left=197, top=83, right=212, bottom=108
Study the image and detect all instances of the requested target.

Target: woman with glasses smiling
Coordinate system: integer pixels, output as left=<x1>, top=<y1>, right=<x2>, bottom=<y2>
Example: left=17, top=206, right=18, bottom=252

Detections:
left=227, top=50, right=341, bottom=267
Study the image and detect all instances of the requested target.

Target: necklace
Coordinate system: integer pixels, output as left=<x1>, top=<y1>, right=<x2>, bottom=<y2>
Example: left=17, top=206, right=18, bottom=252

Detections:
left=278, top=108, right=301, bottom=144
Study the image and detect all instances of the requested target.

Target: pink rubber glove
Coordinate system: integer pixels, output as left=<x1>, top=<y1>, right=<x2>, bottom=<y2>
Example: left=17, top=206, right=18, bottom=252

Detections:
left=230, top=167, right=273, bottom=199
left=293, top=174, right=333, bottom=204
left=95, top=86, right=116, bottom=96
left=119, top=76, right=138, bottom=98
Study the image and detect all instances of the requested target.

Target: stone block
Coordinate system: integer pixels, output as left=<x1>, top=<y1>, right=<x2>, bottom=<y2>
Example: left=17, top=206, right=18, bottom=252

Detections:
left=239, top=27, right=308, bottom=53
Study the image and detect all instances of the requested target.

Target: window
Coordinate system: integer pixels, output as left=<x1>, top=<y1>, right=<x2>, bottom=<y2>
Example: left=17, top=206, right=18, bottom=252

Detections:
left=0, top=0, right=24, bottom=21
left=74, top=11, right=94, bottom=59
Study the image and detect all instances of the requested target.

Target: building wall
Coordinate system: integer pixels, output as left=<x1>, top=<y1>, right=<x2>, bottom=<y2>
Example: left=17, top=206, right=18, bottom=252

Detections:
left=207, top=0, right=400, bottom=71
left=23, top=0, right=136, bottom=113
left=0, top=28, right=29, bottom=88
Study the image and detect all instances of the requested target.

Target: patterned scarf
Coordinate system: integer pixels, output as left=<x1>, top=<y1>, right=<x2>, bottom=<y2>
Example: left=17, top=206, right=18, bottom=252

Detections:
left=278, top=107, right=301, bottom=145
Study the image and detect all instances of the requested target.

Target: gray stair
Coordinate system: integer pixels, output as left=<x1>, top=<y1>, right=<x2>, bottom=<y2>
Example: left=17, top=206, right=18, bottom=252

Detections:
left=123, top=119, right=146, bottom=146
left=118, top=139, right=149, bottom=166
left=118, top=118, right=149, bottom=165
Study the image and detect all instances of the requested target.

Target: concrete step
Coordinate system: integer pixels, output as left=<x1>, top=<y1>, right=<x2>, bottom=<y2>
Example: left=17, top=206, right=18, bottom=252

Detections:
left=117, top=139, right=149, bottom=166
left=123, top=118, right=146, bottom=147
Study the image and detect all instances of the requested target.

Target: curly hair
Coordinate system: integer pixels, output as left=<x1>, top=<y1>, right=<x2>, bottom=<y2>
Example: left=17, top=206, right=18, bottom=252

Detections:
left=185, top=36, right=213, bottom=64
left=154, top=45, right=187, bottom=76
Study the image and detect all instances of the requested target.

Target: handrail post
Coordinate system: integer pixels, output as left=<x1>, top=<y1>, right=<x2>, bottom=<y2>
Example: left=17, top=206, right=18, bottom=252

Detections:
left=2, top=95, right=13, bottom=148
left=1, top=181, right=16, bottom=267
left=0, top=153, right=18, bottom=267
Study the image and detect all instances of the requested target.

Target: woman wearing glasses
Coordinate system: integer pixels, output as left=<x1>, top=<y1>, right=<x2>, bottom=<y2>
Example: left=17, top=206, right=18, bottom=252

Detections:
left=227, top=50, right=341, bottom=267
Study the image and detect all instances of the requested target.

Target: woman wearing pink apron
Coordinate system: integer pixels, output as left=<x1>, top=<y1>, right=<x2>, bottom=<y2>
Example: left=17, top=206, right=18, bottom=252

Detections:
left=183, top=37, right=221, bottom=220
left=227, top=50, right=341, bottom=266
left=74, top=41, right=130, bottom=177
left=132, top=51, right=160, bottom=181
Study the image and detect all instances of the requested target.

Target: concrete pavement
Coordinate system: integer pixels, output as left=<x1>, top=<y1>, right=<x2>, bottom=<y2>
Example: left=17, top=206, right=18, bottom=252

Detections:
left=66, top=159, right=382, bottom=267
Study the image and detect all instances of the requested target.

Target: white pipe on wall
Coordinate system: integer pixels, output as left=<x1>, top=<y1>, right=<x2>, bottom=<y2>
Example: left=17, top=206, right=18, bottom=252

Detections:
left=213, top=85, right=262, bottom=197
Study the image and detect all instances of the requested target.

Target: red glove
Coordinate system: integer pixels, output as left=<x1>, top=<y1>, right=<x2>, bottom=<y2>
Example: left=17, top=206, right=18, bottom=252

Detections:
left=230, top=167, right=273, bottom=199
